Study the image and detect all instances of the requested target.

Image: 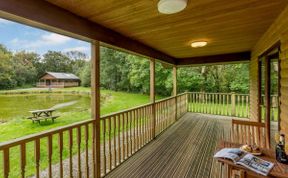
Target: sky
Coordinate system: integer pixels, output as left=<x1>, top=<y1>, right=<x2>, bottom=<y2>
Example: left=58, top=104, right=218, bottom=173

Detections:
left=0, top=18, right=90, bottom=58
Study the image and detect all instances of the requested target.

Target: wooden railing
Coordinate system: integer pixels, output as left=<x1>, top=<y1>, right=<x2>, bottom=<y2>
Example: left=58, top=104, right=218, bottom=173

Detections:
left=0, top=93, right=188, bottom=178
left=187, top=92, right=250, bottom=118
left=0, top=119, right=97, bottom=178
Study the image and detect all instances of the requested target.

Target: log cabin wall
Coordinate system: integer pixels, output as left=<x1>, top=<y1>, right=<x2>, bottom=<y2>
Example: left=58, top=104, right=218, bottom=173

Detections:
left=250, top=5, right=288, bottom=142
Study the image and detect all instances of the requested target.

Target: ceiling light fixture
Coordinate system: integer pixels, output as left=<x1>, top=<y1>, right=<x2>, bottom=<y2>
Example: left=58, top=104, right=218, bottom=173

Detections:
left=158, top=0, right=188, bottom=14
left=191, top=41, right=208, bottom=48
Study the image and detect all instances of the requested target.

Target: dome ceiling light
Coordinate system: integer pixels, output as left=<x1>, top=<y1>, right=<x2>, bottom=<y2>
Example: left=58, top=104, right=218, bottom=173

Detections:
left=158, top=0, right=188, bottom=14
left=191, top=41, right=208, bottom=48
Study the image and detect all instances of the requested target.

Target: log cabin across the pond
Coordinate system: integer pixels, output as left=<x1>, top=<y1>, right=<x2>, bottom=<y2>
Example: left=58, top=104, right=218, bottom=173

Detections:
left=37, top=72, right=80, bottom=88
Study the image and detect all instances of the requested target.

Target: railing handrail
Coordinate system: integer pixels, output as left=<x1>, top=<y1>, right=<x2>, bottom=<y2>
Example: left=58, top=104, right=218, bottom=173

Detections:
left=186, top=91, right=250, bottom=95
left=100, top=102, right=153, bottom=119
left=0, top=119, right=94, bottom=150
left=0, top=92, right=188, bottom=150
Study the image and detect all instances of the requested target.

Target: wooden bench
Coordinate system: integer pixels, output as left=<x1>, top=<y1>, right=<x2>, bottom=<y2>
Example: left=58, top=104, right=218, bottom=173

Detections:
left=231, top=119, right=268, bottom=148
left=27, top=109, right=59, bottom=123
left=228, top=120, right=269, bottom=178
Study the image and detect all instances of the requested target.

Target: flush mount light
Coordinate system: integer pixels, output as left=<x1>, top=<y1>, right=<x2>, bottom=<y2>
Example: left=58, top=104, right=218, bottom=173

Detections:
left=191, top=41, right=208, bottom=48
left=158, top=0, right=188, bottom=14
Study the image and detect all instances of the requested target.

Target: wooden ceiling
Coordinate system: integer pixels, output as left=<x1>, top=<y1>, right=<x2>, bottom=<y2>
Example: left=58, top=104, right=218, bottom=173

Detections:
left=46, top=0, right=288, bottom=59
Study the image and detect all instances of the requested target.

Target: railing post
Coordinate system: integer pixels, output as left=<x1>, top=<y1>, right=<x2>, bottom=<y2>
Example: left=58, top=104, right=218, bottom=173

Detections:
left=150, top=58, right=156, bottom=139
left=231, top=92, right=236, bottom=116
left=173, top=66, right=177, bottom=120
left=91, top=41, right=101, bottom=178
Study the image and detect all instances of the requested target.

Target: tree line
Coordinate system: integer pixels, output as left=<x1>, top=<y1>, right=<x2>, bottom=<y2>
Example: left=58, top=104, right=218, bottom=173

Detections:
left=0, top=44, right=249, bottom=95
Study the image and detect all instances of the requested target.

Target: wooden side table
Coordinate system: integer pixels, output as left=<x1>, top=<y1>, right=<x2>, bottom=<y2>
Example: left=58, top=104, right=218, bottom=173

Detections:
left=216, top=141, right=288, bottom=178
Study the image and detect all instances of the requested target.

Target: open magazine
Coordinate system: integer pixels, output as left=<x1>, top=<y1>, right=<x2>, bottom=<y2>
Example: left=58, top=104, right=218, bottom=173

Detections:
left=214, top=148, right=274, bottom=176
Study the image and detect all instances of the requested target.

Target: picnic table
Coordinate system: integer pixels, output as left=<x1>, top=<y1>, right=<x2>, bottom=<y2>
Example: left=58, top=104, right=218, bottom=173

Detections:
left=27, top=108, right=59, bottom=123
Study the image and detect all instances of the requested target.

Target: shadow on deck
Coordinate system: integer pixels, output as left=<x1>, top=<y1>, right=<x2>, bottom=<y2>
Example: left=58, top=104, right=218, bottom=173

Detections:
left=105, top=113, right=232, bottom=178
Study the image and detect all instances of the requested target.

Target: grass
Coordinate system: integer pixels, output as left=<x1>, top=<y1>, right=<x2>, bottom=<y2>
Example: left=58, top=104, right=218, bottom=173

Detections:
left=188, top=102, right=279, bottom=121
left=0, top=87, right=166, bottom=177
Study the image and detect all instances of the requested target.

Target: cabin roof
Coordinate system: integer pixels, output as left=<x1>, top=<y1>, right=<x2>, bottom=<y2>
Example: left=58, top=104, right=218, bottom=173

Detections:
left=41, top=72, right=80, bottom=80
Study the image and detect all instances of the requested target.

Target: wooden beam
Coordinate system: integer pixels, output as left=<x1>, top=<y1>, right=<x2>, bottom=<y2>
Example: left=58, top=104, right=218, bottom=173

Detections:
left=0, top=0, right=175, bottom=64
left=150, top=59, right=156, bottom=138
left=91, top=41, right=101, bottom=178
left=176, top=52, right=251, bottom=66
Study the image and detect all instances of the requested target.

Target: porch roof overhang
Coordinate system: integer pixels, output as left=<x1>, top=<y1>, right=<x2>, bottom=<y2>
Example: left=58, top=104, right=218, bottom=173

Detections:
left=0, top=0, right=287, bottom=65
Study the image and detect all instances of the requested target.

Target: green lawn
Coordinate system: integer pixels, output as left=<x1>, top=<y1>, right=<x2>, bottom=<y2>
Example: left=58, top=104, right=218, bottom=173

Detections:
left=0, top=88, right=162, bottom=142
left=0, top=87, right=165, bottom=177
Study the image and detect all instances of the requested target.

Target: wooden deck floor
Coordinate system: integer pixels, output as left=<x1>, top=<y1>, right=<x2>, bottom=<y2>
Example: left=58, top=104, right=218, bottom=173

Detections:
left=105, top=113, right=232, bottom=178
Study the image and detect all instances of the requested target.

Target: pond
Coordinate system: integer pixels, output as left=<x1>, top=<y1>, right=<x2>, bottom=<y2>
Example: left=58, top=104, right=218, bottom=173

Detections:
left=0, top=94, right=91, bottom=122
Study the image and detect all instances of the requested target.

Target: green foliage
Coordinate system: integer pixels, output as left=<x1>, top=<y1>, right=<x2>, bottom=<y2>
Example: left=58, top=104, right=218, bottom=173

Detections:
left=0, top=43, right=250, bottom=94
left=80, top=62, right=91, bottom=87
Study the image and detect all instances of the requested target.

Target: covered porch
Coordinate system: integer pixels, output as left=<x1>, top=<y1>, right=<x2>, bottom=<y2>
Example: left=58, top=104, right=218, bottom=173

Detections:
left=1, top=0, right=288, bottom=178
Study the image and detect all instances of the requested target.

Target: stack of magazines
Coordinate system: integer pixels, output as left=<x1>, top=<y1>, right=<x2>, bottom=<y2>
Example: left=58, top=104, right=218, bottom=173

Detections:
left=214, top=148, right=274, bottom=176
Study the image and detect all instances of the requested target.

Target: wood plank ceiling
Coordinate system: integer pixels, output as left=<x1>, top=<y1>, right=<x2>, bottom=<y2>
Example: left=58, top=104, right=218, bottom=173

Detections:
left=47, top=0, right=287, bottom=60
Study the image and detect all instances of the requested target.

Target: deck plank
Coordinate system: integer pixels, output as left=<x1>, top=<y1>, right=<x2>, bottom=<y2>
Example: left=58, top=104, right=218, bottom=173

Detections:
left=105, top=113, right=231, bottom=178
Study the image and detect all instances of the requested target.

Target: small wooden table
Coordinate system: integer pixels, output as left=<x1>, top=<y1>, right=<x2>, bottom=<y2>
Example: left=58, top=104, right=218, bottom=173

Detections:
left=27, top=109, right=59, bottom=123
left=216, top=141, right=288, bottom=178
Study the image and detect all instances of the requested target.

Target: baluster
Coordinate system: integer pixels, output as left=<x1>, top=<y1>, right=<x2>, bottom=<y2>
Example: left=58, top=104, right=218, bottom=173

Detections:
left=144, top=107, right=148, bottom=144
left=85, top=124, right=89, bottom=177
left=108, top=118, right=112, bottom=171
left=195, top=93, right=199, bottom=112
left=136, top=109, right=139, bottom=150
left=129, top=111, right=133, bottom=154
left=140, top=108, right=144, bottom=147
left=144, top=107, right=147, bottom=143
left=195, top=93, right=198, bottom=113
left=103, top=119, right=107, bottom=174
left=221, top=94, right=224, bottom=115
left=223, top=94, right=225, bottom=115
left=47, top=135, right=53, bottom=178
left=3, top=148, right=10, bottom=178
left=125, top=113, right=129, bottom=157
left=77, top=127, right=82, bottom=177
left=216, top=94, right=218, bottom=115
left=246, top=95, right=249, bottom=118
left=165, top=101, right=168, bottom=129
left=68, top=129, right=73, bottom=178
left=59, top=132, right=63, bottom=178
left=92, top=121, right=96, bottom=177
left=211, top=94, right=214, bottom=114
left=208, top=94, right=211, bottom=114
left=117, top=115, right=121, bottom=165
left=113, top=116, right=117, bottom=168
left=133, top=110, right=136, bottom=153
left=191, top=93, right=194, bottom=112
left=241, top=96, right=244, bottom=117
left=121, top=114, right=125, bottom=161
left=35, top=138, right=40, bottom=178
left=20, top=143, right=26, bottom=178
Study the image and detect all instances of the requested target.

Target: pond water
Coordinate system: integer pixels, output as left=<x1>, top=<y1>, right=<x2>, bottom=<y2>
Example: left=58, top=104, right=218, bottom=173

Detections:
left=0, top=94, right=91, bottom=122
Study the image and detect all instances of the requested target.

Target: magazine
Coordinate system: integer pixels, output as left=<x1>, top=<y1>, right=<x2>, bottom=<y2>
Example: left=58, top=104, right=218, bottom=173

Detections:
left=214, top=148, right=274, bottom=176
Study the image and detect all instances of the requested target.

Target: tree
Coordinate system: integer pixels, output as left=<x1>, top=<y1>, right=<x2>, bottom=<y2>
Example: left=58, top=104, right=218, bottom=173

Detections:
left=0, top=44, right=16, bottom=89
left=80, top=62, right=91, bottom=87
left=42, top=51, right=73, bottom=74
left=12, top=51, right=39, bottom=86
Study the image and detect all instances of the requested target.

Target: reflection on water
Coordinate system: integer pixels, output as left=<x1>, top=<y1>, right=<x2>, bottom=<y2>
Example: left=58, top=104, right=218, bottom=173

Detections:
left=0, top=94, right=90, bottom=122
left=50, top=100, right=78, bottom=110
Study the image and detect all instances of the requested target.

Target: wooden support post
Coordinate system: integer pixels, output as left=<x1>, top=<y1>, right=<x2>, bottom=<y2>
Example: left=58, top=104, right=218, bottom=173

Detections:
left=231, top=92, right=236, bottom=116
left=91, top=41, right=101, bottom=178
left=173, top=66, right=177, bottom=120
left=150, top=58, right=156, bottom=139
left=265, top=58, right=271, bottom=148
